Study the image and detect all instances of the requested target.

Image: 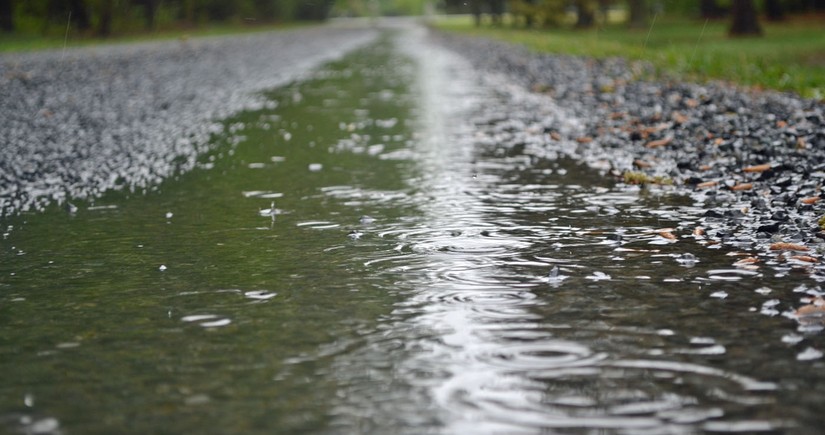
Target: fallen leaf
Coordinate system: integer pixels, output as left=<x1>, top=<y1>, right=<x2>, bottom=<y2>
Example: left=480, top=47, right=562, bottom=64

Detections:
left=791, top=255, right=818, bottom=263
left=646, top=136, right=673, bottom=148
left=633, top=159, right=653, bottom=168
left=731, top=183, right=753, bottom=191
left=776, top=120, right=788, bottom=128
left=801, top=196, right=819, bottom=205
left=697, top=181, right=718, bottom=189
left=797, top=302, right=825, bottom=316
left=693, top=227, right=705, bottom=236
left=734, top=257, right=759, bottom=266
left=770, top=242, right=809, bottom=252
left=743, top=163, right=771, bottom=173
left=658, top=231, right=677, bottom=240
left=671, top=112, right=689, bottom=124
left=576, top=136, right=593, bottom=144
left=550, top=131, right=562, bottom=141
left=699, top=164, right=713, bottom=171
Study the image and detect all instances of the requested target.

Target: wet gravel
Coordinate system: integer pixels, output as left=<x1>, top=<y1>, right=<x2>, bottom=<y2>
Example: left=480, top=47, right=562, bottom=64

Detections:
left=0, top=25, right=376, bottom=216
left=434, top=31, right=825, bottom=271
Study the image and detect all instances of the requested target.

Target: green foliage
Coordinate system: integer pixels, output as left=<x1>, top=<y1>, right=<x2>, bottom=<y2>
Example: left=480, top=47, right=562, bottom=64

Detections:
left=2, top=0, right=333, bottom=41
left=435, top=14, right=825, bottom=99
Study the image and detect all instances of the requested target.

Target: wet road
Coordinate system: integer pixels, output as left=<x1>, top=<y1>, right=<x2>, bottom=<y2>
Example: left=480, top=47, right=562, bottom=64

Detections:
left=1, top=21, right=824, bottom=434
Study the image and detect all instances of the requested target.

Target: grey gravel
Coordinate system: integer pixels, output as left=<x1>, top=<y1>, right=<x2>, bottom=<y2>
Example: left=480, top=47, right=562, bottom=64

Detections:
left=0, top=25, right=377, bottom=216
left=434, top=32, right=825, bottom=263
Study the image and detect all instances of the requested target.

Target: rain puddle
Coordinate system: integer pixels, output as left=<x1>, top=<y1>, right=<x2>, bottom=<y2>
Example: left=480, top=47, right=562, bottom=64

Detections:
left=2, top=26, right=825, bottom=434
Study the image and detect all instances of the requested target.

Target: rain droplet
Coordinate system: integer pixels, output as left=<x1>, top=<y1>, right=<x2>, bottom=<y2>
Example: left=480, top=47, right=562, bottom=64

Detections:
left=244, top=290, right=277, bottom=300
left=797, top=347, right=823, bottom=361
left=586, top=271, right=611, bottom=281
left=676, top=253, right=698, bottom=267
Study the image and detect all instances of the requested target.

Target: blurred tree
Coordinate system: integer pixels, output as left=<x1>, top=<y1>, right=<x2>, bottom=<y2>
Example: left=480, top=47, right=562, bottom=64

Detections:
left=94, top=0, right=113, bottom=36
left=132, top=0, right=158, bottom=29
left=470, top=0, right=482, bottom=26
left=765, top=0, right=784, bottom=20
left=575, top=0, right=595, bottom=27
left=67, top=0, right=92, bottom=31
left=628, top=0, right=647, bottom=28
left=490, top=0, right=504, bottom=25
left=0, top=0, right=12, bottom=32
left=729, top=0, right=761, bottom=36
left=700, top=0, right=725, bottom=18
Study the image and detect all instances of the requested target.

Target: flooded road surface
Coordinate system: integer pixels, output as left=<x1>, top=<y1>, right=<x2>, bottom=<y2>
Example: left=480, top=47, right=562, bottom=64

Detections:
left=2, top=25, right=824, bottom=434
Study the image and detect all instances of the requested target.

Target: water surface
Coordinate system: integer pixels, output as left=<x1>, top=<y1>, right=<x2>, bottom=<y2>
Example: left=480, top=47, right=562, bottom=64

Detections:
left=2, top=27, right=824, bottom=434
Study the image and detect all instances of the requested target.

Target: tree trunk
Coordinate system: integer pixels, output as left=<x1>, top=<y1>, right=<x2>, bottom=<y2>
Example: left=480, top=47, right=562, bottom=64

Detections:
left=97, top=1, right=113, bottom=37
left=490, top=0, right=504, bottom=26
left=471, top=0, right=482, bottom=27
left=700, top=0, right=724, bottom=19
left=729, top=0, right=762, bottom=36
left=628, top=0, right=647, bottom=29
left=765, top=0, right=784, bottom=21
left=142, top=0, right=158, bottom=29
left=0, top=0, right=13, bottom=32
left=575, top=0, right=594, bottom=28
left=68, top=0, right=90, bottom=31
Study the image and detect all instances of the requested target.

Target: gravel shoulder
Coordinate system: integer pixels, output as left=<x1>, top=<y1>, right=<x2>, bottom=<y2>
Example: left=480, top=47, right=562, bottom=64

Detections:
left=434, top=31, right=825, bottom=265
left=0, top=25, right=377, bottom=216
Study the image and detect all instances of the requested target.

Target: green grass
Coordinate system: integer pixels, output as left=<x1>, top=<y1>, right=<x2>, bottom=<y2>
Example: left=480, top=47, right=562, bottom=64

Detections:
left=434, top=14, right=825, bottom=100
left=0, top=21, right=307, bottom=54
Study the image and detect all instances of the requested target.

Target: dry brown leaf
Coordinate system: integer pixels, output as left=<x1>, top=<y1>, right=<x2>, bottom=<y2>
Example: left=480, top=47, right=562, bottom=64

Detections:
left=776, top=120, right=788, bottom=128
left=797, top=302, right=825, bottom=316
left=658, top=231, right=677, bottom=240
left=697, top=181, right=718, bottom=189
left=743, top=163, right=772, bottom=173
left=791, top=255, right=818, bottom=263
left=646, top=136, right=673, bottom=148
left=796, top=137, right=807, bottom=149
left=713, top=138, right=725, bottom=146
left=685, top=98, right=699, bottom=108
left=734, top=257, right=759, bottom=266
left=576, top=136, right=593, bottom=144
left=671, top=112, right=689, bottom=124
left=550, top=131, right=562, bottom=141
left=693, top=227, right=705, bottom=236
left=731, top=183, right=753, bottom=191
left=699, top=164, right=713, bottom=171
left=633, top=159, right=653, bottom=169
left=770, top=242, right=809, bottom=252
left=801, top=196, right=819, bottom=205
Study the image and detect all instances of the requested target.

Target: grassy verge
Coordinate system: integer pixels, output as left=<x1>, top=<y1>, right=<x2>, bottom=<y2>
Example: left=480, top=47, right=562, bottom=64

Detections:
left=433, top=14, right=825, bottom=100
left=0, top=21, right=307, bottom=54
